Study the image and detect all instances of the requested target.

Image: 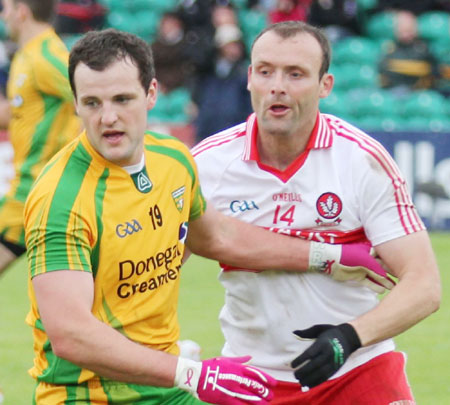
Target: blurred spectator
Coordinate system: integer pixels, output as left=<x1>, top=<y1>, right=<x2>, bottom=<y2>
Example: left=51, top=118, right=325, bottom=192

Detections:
left=378, top=10, right=438, bottom=95
left=192, top=24, right=252, bottom=142
left=212, top=2, right=239, bottom=27
left=308, top=0, right=362, bottom=43
left=268, top=0, right=310, bottom=24
left=176, top=0, right=216, bottom=75
left=54, top=0, right=106, bottom=34
left=152, top=12, right=195, bottom=93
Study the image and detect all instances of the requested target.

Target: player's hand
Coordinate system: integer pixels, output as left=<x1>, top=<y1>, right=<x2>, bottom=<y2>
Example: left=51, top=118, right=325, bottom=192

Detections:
left=175, top=355, right=276, bottom=404
left=309, top=241, right=396, bottom=293
left=291, top=323, right=361, bottom=388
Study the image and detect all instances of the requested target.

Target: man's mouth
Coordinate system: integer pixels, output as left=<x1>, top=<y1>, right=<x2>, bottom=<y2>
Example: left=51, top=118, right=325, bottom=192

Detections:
left=269, top=104, right=290, bottom=114
left=103, top=130, right=124, bottom=144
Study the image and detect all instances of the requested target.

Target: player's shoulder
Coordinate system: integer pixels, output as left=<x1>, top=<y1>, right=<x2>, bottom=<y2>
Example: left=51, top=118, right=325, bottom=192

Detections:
left=32, top=137, right=86, bottom=188
left=324, top=114, right=387, bottom=153
left=143, top=130, right=199, bottom=174
left=25, top=137, right=86, bottom=209
left=28, top=29, right=68, bottom=58
left=144, top=130, right=191, bottom=155
left=191, top=122, right=247, bottom=160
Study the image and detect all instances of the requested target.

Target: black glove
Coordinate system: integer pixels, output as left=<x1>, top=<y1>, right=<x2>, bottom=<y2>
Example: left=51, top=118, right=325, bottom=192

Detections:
left=291, top=323, right=361, bottom=388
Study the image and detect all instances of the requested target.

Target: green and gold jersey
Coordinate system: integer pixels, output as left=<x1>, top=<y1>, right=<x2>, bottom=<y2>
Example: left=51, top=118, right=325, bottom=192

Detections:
left=24, top=130, right=206, bottom=386
left=6, top=27, right=80, bottom=203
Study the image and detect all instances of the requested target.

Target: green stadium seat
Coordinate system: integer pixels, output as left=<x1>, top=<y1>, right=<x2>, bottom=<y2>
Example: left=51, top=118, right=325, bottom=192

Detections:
left=230, top=0, right=248, bottom=9
left=148, top=87, right=191, bottom=124
left=134, top=10, right=160, bottom=41
left=62, top=34, right=84, bottom=50
left=106, top=11, right=135, bottom=32
left=333, top=36, right=381, bottom=65
left=366, top=12, right=396, bottom=40
left=320, top=91, right=352, bottom=119
left=133, top=0, right=176, bottom=13
left=401, top=90, right=447, bottom=119
left=418, top=12, right=450, bottom=42
left=402, top=116, right=450, bottom=132
left=238, top=9, right=267, bottom=51
left=331, top=63, right=379, bottom=90
left=356, top=0, right=378, bottom=12
left=349, top=88, right=399, bottom=119
left=100, top=0, right=123, bottom=12
left=348, top=64, right=379, bottom=89
left=0, top=20, right=8, bottom=40
left=356, top=115, right=405, bottom=132
left=429, top=40, right=450, bottom=65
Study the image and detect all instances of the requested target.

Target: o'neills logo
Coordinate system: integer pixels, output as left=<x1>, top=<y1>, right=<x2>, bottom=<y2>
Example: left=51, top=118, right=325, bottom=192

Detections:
left=272, top=192, right=302, bottom=202
left=315, top=192, right=342, bottom=226
left=117, top=244, right=181, bottom=298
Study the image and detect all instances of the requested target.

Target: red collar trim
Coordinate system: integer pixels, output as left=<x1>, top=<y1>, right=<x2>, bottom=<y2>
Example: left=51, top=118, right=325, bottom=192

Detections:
left=242, top=112, right=332, bottom=182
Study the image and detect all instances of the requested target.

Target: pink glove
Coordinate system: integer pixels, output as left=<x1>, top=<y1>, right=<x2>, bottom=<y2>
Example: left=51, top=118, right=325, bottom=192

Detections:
left=309, top=241, right=396, bottom=293
left=175, top=356, right=276, bottom=405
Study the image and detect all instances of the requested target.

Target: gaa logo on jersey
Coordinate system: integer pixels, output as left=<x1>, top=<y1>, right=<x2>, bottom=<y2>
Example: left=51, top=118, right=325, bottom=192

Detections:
left=315, top=192, right=343, bottom=226
left=116, top=219, right=143, bottom=238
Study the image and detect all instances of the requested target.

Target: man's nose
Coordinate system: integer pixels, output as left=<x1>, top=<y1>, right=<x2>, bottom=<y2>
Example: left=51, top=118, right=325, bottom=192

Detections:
left=271, top=71, right=286, bottom=95
left=101, top=105, right=118, bottom=125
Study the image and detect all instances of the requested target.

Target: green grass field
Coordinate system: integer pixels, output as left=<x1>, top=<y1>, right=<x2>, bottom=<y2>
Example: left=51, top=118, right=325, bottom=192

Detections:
left=1, top=233, right=449, bottom=404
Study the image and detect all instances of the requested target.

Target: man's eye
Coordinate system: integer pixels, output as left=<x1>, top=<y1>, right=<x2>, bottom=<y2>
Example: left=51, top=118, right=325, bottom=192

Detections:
left=85, top=100, right=98, bottom=107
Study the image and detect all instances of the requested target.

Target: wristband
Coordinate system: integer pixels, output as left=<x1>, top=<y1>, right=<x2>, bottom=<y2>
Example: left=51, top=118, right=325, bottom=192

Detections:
left=174, top=357, right=202, bottom=396
left=309, top=241, right=340, bottom=271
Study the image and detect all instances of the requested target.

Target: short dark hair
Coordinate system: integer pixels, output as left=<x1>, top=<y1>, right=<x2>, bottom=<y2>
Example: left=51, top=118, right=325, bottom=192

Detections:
left=68, top=28, right=155, bottom=97
left=251, top=21, right=331, bottom=79
left=15, top=0, right=56, bottom=22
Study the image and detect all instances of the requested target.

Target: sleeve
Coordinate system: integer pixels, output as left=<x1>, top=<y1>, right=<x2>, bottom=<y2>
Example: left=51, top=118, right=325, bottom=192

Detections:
left=181, top=145, right=207, bottom=222
left=24, top=179, right=93, bottom=278
left=353, top=143, right=425, bottom=246
left=192, top=148, right=220, bottom=200
left=33, top=38, right=74, bottom=102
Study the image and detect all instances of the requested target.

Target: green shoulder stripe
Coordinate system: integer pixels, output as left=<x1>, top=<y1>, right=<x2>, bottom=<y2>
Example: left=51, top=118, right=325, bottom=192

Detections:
left=45, top=142, right=91, bottom=270
left=42, top=38, right=68, bottom=78
left=145, top=144, right=196, bottom=186
left=145, top=130, right=178, bottom=141
left=15, top=94, right=61, bottom=201
left=91, top=168, right=109, bottom=277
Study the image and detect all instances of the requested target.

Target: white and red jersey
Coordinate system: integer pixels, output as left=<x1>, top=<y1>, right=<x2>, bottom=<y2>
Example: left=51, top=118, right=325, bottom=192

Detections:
left=192, top=112, right=424, bottom=382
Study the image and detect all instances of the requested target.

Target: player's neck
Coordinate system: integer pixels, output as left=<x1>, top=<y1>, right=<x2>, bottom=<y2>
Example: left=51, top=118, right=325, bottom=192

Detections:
left=257, top=119, right=314, bottom=171
left=18, top=20, right=51, bottom=47
left=257, top=132, right=308, bottom=171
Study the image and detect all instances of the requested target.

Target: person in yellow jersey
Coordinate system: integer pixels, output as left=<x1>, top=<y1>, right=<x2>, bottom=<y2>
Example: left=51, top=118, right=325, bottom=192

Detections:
left=0, top=0, right=81, bottom=274
left=24, top=29, right=394, bottom=404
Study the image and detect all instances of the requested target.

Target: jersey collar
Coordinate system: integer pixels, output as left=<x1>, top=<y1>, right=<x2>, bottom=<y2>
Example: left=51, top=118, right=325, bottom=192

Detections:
left=241, top=112, right=333, bottom=182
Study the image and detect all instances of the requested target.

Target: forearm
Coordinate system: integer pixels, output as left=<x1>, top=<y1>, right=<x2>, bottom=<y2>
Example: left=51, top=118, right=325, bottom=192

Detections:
left=188, top=212, right=311, bottom=271
left=350, top=233, right=441, bottom=346
left=350, top=271, right=440, bottom=346
left=51, top=315, right=178, bottom=387
left=33, top=271, right=178, bottom=387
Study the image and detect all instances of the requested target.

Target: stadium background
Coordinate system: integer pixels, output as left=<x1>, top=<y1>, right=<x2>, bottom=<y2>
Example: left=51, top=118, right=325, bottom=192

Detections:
left=0, top=0, right=449, bottom=403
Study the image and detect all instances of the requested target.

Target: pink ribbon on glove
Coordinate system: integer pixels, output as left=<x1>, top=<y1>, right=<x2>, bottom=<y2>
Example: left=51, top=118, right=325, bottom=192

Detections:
left=197, top=356, right=277, bottom=405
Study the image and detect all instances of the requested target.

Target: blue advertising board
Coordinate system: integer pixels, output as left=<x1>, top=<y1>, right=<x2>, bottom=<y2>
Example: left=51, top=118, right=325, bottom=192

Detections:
left=370, top=131, right=450, bottom=230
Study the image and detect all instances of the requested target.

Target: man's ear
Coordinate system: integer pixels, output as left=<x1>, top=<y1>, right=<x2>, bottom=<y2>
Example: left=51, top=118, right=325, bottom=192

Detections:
left=146, top=78, right=158, bottom=111
left=319, top=73, right=334, bottom=99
